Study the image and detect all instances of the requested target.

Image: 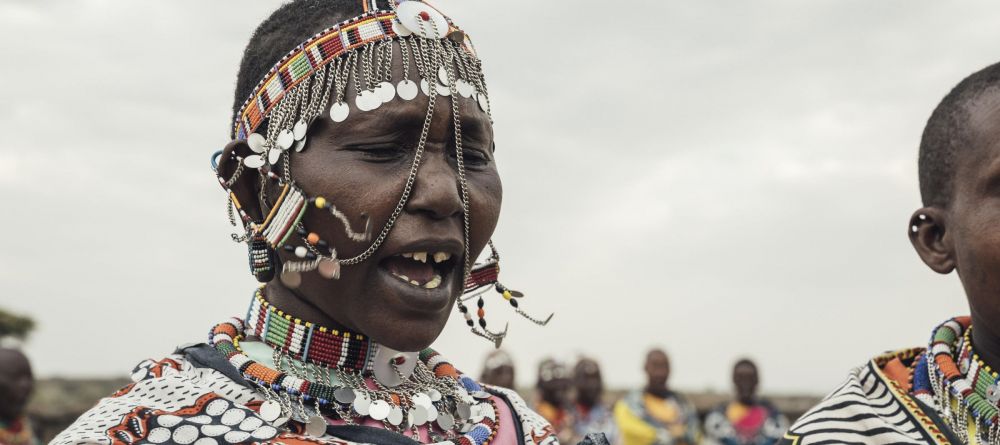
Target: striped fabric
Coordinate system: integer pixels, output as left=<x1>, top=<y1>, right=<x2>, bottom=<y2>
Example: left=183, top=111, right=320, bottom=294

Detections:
left=781, top=353, right=954, bottom=445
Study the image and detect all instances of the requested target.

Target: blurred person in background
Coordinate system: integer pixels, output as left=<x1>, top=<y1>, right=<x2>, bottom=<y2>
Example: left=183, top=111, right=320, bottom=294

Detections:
left=536, top=358, right=572, bottom=441
left=0, top=348, right=38, bottom=445
left=481, top=349, right=517, bottom=389
left=614, top=349, right=699, bottom=445
left=569, top=358, right=616, bottom=444
left=703, top=359, right=786, bottom=445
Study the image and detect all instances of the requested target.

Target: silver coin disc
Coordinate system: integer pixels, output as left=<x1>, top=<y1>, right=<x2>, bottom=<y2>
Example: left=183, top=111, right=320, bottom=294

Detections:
left=259, top=400, right=282, bottom=422
left=438, top=66, right=450, bottom=86
left=273, top=414, right=290, bottom=427
left=410, top=405, right=428, bottom=426
left=376, top=82, right=396, bottom=103
left=420, top=79, right=432, bottom=96
left=477, top=93, right=489, bottom=112
left=247, top=133, right=267, bottom=154
left=357, top=90, right=380, bottom=112
left=456, top=403, right=471, bottom=420
left=243, top=155, right=265, bottom=169
left=436, top=413, right=455, bottom=431
left=267, top=148, right=282, bottom=165
left=391, top=19, right=412, bottom=37
left=293, top=119, right=308, bottom=141
left=397, top=80, right=418, bottom=101
left=387, top=406, right=404, bottom=426
left=305, top=416, right=327, bottom=437
left=457, top=80, right=475, bottom=98
left=396, top=1, right=448, bottom=39
left=279, top=270, right=301, bottom=288
left=276, top=129, right=294, bottom=151
left=369, top=400, right=391, bottom=421
left=353, top=393, right=371, bottom=416
left=435, top=83, right=451, bottom=97
left=411, top=393, right=432, bottom=408
left=428, top=389, right=442, bottom=402
left=329, top=101, right=350, bottom=123
left=373, top=347, right=418, bottom=387
left=334, top=388, right=356, bottom=404
left=426, top=404, right=439, bottom=422
left=292, top=137, right=307, bottom=153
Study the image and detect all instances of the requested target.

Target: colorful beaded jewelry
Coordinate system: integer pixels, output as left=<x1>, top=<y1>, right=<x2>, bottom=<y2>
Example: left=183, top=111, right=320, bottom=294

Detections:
left=921, top=317, right=1000, bottom=445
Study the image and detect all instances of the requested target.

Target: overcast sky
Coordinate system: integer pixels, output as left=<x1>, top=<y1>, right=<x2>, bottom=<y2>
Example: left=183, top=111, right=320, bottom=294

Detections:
left=2, top=1, right=1000, bottom=396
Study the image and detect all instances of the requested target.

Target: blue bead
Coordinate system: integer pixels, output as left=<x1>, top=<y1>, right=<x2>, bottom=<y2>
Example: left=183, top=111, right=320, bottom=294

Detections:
left=318, top=398, right=329, bottom=405
left=272, top=384, right=282, bottom=392
left=303, top=394, right=313, bottom=402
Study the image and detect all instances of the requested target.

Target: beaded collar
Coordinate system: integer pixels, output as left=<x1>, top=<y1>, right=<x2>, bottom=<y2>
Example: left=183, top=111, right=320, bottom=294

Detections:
left=919, top=317, right=1000, bottom=444
left=245, top=287, right=375, bottom=373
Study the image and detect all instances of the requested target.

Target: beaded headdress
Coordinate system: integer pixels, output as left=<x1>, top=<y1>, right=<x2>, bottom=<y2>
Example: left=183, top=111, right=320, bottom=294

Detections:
left=213, top=0, right=550, bottom=348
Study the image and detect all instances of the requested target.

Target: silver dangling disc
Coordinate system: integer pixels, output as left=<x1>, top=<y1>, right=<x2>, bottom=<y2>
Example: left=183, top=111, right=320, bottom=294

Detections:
left=247, top=133, right=267, bottom=154
left=477, top=93, right=489, bottom=113
left=376, top=82, right=396, bottom=103
left=329, top=101, right=350, bottom=123
left=410, top=405, right=428, bottom=426
left=243, top=155, right=265, bottom=169
left=352, top=393, right=371, bottom=416
left=356, top=90, right=380, bottom=112
left=456, top=402, right=471, bottom=420
left=293, top=119, right=308, bottom=141
left=277, top=129, right=294, bottom=151
left=267, top=148, right=282, bottom=165
left=368, top=400, right=390, bottom=421
left=472, top=390, right=491, bottom=400
left=397, top=80, right=418, bottom=101
left=420, top=79, right=430, bottom=96
left=387, top=406, right=403, bottom=426
left=259, top=400, right=282, bottom=423
left=428, top=389, right=442, bottom=402
left=305, top=416, right=327, bottom=437
left=436, top=413, right=455, bottom=431
left=395, top=1, right=449, bottom=39
left=279, top=270, right=301, bottom=288
left=437, top=66, right=450, bottom=86
left=426, top=404, right=439, bottom=422
left=988, top=383, right=1000, bottom=404
left=373, top=346, right=418, bottom=387
left=317, top=259, right=341, bottom=280
left=457, top=80, right=475, bottom=98
left=334, top=387, right=355, bottom=404
left=470, top=405, right=485, bottom=423
left=273, top=413, right=290, bottom=427
left=293, top=137, right=307, bottom=153
left=391, top=19, right=412, bottom=37
left=411, top=393, right=432, bottom=409
left=435, top=83, right=451, bottom=97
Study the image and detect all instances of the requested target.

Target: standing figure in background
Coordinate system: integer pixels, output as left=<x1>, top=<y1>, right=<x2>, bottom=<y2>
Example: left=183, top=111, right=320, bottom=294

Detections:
left=703, top=359, right=787, bottom=445
left=614, top=349, right=699, bottom=445
left=481, top=349, right=517, bottom=389
left=536, top=358, right=573, bottom=441
left=570, top=358, right=617, bottom=444
left=0, top=348, right=38, bottom=445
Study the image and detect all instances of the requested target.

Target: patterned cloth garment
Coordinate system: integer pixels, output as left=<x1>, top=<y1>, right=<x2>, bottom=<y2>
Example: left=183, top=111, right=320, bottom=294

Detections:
left=703, top=401, right=787, bottom=445
left=0, top=416, right=40, bottom=445
left=780, top=316, right=996, bottom=445
left=613, top=390, right=700, bottom=445
left=568, top=404, right=617, bottom=445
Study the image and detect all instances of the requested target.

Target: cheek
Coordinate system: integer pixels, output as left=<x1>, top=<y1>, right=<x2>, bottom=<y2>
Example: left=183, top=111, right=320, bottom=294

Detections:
left=953, top=205, right=1000, bottom=300
left=467, top=172, right=502, bottom=243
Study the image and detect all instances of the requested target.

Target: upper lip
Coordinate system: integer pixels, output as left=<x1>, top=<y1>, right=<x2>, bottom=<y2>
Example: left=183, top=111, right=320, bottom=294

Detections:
left=379, top=238, right=464, bottom=261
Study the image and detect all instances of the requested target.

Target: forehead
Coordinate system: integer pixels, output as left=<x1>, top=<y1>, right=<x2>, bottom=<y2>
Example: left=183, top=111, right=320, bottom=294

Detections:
left=955, top=87, right=1000, bottom=193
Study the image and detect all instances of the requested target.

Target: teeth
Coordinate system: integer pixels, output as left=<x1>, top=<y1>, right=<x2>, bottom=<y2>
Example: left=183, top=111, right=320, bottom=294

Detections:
left=433, top=252, right=451, bottom=263
left=424, top=274, right=443, bottom=289
left=410, top=280, right=420, bottom=286
left=413, top=252, right=427, bottom=263
left=397, top=275, right=409, bottom=282
left=402, top=253, right=413, bottom=258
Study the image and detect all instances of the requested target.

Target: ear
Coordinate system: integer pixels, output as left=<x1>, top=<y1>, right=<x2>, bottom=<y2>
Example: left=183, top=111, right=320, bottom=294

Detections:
left=908, top=207, right=956, bottom=274
left=217, top=139, right=265, bottom=223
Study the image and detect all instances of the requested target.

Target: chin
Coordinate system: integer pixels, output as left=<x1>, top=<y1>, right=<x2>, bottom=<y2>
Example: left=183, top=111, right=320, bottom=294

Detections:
left=364, top=311, right=451, bottom=352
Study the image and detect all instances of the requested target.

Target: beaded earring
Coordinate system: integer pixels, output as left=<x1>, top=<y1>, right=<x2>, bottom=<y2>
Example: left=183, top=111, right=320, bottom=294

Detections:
left=249, top=232, right=277, bottom=283
left=459, top=240, right=553, bottom=348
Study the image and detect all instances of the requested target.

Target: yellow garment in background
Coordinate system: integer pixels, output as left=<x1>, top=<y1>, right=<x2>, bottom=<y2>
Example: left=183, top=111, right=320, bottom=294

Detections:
left=614, top=392, right=699, bottom=445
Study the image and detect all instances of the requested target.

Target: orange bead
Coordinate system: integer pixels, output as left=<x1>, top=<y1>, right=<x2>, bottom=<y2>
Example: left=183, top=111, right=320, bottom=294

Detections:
left=307, top=233, right=320, bottom=245
left=477, top=308, right=485, bottom=318
left=390, top=394, right=401, bottom=405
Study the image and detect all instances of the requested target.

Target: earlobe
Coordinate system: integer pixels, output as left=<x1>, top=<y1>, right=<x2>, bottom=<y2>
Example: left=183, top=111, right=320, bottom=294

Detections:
left=217, top=139, right=265, bottom=222
left=908, top=208, right=956, bottom=274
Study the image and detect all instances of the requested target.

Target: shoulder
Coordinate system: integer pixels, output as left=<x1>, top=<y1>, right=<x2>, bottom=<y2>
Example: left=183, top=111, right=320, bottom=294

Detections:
left=52, top=349, right=267, bottom=445
left=486, top=385, right=559, bottom=445
left=781, top=349, right=949, bottom=445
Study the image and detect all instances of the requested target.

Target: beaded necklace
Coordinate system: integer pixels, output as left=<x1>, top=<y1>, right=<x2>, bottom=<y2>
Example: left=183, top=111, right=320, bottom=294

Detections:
left=923, top=317, right=1000, bottom=445
left=209, top=293, right=501, bottom=445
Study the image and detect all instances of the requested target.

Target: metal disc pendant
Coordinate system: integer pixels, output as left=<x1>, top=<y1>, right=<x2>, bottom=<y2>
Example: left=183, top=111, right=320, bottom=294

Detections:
left=247, top=133, right=267, bottom=154
left=243, top=155, right=265, bottom=169
left=329, top=102, right=350, bottom=123
left=369, top=400, right=390, bottom=421
left=397, top=80, right=418, bottom=101
left=352, top=393, right=371, bottom=416
left=420, top=79, right=431, bottom=96
left=292, top=137, right=307, bottom=153
left=436, top=413, right=455, bottom=431
left=410, top=405, right=428, bottom=426
left=391, top=19, right=412, bottom=37
left=456, top=403, right=471, bottom=420
left=293, top=119, right=308, bottom=141
left=438, top=66, right=450, bottom=86
left=267, top=148, right=282, bottom=165
left=435, top=83, right=451, bottom=97
left=334, top=387, right=355, bottom=404
left=279, top=270, right=301, bottom=288
left=988, top=383, right=1000, bottom=404
left=305, top=416, right=327, bottom=437
left=317, top=259, right=341, bottom=280
left=277, top=129, right=294, bottom=150
left=428, top=389, right=442, bottom=402
left=396, top=1, right=448, bottom=39
left=412, top=393, right=432, bottom=409
left=387, top=406, right=403, bottom=426
left=376, top=82, right=396, bottom=103
left=259, top=400, right=282, bottom=423
left=273, top=413, right=290, bottom=427
left=477, top=93, right=489, bottom=113
left=373, top=346, right=418, bottom=387
left=426, top=404, right=439, bottom=422
left=358, top=90, right=381, bottom=111
left=457, top=80, right=475, bottom=98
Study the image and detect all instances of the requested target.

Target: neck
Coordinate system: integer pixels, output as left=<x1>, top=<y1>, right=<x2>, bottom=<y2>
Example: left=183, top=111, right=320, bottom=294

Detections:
left=645, top=384, right=669, bottom=398
left=971, top=312, right=1000, bottom=373
left=262, top=282, right=353, bottom=333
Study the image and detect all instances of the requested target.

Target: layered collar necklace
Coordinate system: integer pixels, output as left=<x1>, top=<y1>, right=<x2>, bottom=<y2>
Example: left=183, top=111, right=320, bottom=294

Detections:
left=917, top=317, right=1000, bottom=445
left=208, top=287, right=499, bottom=444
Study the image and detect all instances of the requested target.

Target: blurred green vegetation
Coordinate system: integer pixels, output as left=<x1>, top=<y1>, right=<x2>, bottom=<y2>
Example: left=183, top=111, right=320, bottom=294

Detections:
left=0, top=307, right=35, bottom=340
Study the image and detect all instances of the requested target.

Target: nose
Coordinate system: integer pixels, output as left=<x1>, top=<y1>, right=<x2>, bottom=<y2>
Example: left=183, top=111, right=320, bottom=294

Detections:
left=404, top=150, right=464, bottom=220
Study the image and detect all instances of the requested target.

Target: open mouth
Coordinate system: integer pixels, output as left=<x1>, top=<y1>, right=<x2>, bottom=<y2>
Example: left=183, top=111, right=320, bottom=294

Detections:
left=379, top=251, right=458, bottom=289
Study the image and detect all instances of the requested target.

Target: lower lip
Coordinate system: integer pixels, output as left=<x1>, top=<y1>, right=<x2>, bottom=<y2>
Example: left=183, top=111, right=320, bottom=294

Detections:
left=376, top=265, right=455, bottom=312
